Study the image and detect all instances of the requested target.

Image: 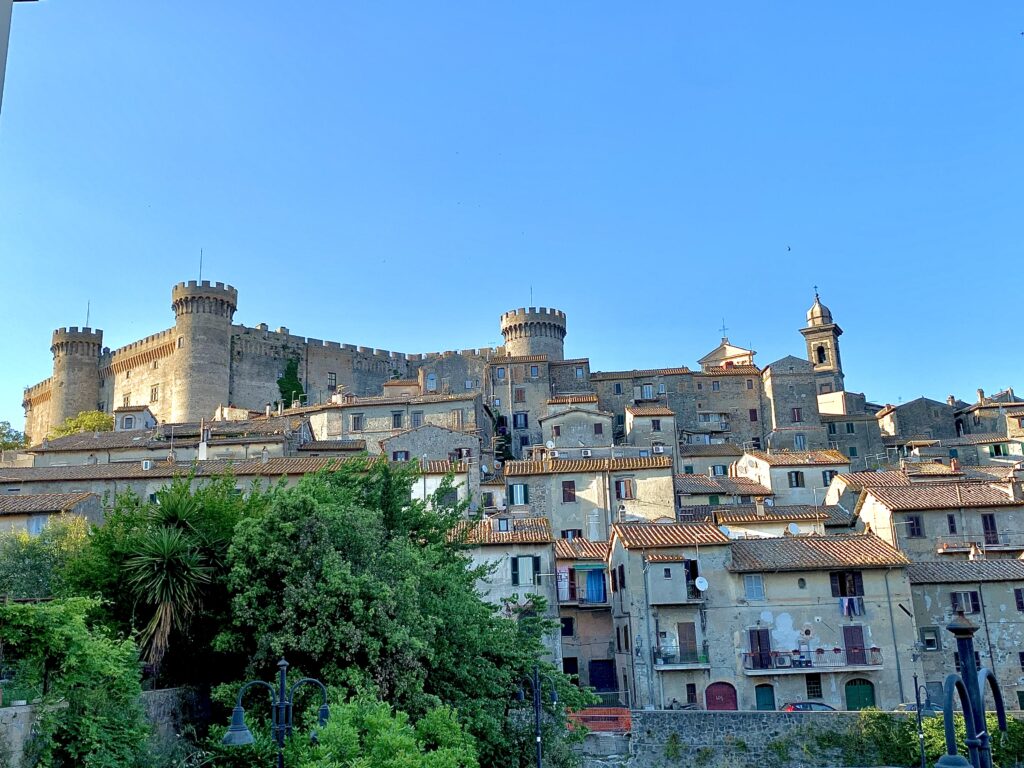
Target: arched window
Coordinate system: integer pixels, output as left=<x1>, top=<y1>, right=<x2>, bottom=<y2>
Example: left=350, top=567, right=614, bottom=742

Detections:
left=816, top=345, right=827, bottom=364
left=426, top=373, right=438, bottom=393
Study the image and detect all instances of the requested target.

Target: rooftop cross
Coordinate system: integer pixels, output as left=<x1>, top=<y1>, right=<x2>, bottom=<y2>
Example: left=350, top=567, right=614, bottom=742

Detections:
left=719, top=319, right=728, bottom=338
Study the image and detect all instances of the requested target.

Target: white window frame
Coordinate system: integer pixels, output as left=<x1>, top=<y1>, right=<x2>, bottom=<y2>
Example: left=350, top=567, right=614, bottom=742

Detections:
left=744, top=574, right=765, bottom=601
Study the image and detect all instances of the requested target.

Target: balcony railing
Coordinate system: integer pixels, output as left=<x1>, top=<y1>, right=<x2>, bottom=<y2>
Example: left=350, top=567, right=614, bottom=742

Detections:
left=561, top=580, right=609, bottom=606
left=936, top=533, right=1016, bottom=552
left=742, top=647, right=883, bottom=672
left=654, top=645, right=708, bottom=667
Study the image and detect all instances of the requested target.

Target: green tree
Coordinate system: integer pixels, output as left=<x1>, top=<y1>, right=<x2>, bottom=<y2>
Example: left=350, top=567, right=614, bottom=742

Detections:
left=278, top=357, right=305, bottom=407
left=0, top=419, right=26, bottom=451
left=0, top=516, right=89, bottom=599
left=49, top=410, right=114, bottom=438
left=220, top=460, right=592, bottom=767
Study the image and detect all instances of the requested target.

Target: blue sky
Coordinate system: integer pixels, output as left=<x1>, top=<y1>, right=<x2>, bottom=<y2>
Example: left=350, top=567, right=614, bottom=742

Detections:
left=1, top=2, right=1022, bottom=428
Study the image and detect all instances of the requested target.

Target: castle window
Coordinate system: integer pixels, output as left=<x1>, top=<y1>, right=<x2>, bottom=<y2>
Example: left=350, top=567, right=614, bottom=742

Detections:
left=575, top=367, right=584, bottom=379
left=614, top=383, right=622, bottom=395
left=712, top=380, right=720, bottom=391
left=848, top=446, right=858, bottom=458
left=392, top=451, right=409, bottom=462
left=351, top=414, right=364, bottom=431
left=794, top=434, right=806, bottom=450
left=426, top=373, right=438, bottom=392
left=552, top=425, right=561, bottom=437
left=651, top=419, right=661, bottom=432
left=177, top=337, right=184, bottom=349
left=327, top=372, right=337, bottom=390
left=123, top=394, right=130, bottom=408
left=514, top=388, right=526, bottom=403
left=747, top=379, right=754, bottom=390
left=530, top=365, right=539, bottom=378
left=125, top=370, right=130, bottom=380
left=658, top=383, right=666, bottom=395
left=496, top=367, right=506, bottom=380
left=153, top=360, right=159, bottom=369
left=697, top=382, right=703, bottom=391
left=513, top=412, right=528, bottom=429
left=150, top=385, right=159, bottom=403
left=465, top=379, right=474, bottom=390
left=642, top=384, right=654, bottom=399
left=820, top=383, right=833, bottom=394
left=391, top=412, right=403, bottom=429
left=816, top=345, right=827, bottom=364
left=749, top=409, right=758, bottom=422
left=791, top=408, right=803, bottom=422
left=828, top=422, right=837, bottom=434
left=846, top=422, right=856, bottom=434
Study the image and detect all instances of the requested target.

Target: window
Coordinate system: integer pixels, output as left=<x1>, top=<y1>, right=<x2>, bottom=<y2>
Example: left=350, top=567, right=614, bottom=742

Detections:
left=530, top=365, right=539, bottom=378
left=614, top=382, right=622, bottom=395
left=990, top=444, right=1009, bottom=457
left=510, top=483, right=529, bottom=505
left=496, top=367, right=505, bottom=380
left=953, top=651, right=981, bottom=674
left=514, top=388, right=526, bottom=403
left=658, top=383, right=666, bottom=394
left=951, top=591, right=981, bottom=614
left=614, top=479, right=634, bottom=500
left=616, top=414, right=625, bottom=427
left=712, top=465, right=727, bottom=476
left=497, top=518, right=510, bottom=532
left=822, top=470, right=837, bottom=485
left=392, top=451, right=410, bottom=462
left=846, top=422, right=856, bottom=434
left=611, top=569, right=618, bottom=593
left=792, top=408, right=803, bottom=422
left=906, top=514, right=924, bottom=538
left=327, top=372, right=337, bottom=390
left=519, top=435, right=530, bottom=448
left=561, top=618, right=575, bottom=637
left=806, top=674, right=823, bottom=699
left=351, top=414, right=364, bottom=431
left=465, top=379, right=474, bottom=390
left=920, top=627, right=940, bottom=651
left=426, top=373, right=437, bottom=392
left=744, top=574, right=765, bottom=601
left=712, top=380, right=720, bottom=392
left=746, top=379, right=754, bottom=390
left=623, top=624, right=630, bottom=652
left=575, top=366, right=584, bottom=379
left=830, top=571, right=864, bottom=597
left=749, top=408, right=758, bottom=422
left=828, top=422, right=838, bottom=435
left=848, top=446, right=858, bottom=458
left=494, top=398, right=501, bottom=407
left=177, top=336, right=184, bottom=349
left=950, top=448, right=959, bottom=459
left=982, top=513, right=999, bottom=545
left=561, top=529, right=583, bottom=539
left=794, top=434, right=807, bottom=450
left=123, top=415, right=135, bottom=430
left=150, top=385, right=159, bottom=403
left=562, top=481, right=576, bottom=503
left=513, top=412, right=528, bottom=429
left=642, top=384, right=654, bottom=399
left=816, top=345, right=827, bottom=364
left=697, top=382, right=703, bottom=391
left=391, top=412, right=403, bottom=429
left=1020, top=652, right=1024, bottom=671
left=708, top=495, right=720, bottom=506
left=947, top=514, right=958, bottom=535
left=662, top=567, right=672, bottom=579
left=651, top=419, right=661, bottom=432
left=510, top=555, right=541, bottom=586
left=686, top=683, right=698, bottom=704
left=1015, top=588, right=1024, bottom=612
left=411, top=411, right=424, bottom=428
left=594, top=422, right=603, bottom=436
left=639, top=449, right=650, bottom=458
left=552, top=425, right=561, bottom=438
left=684, top=466, right=694, bottom=474
left=482, top=492, right=494, bottom=508
left=122, top=394, right=130, bottom=407
left=787, top=471, right=805, bottom=488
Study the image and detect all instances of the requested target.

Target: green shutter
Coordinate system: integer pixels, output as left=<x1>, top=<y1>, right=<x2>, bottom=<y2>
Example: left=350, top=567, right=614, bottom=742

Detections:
left=511, top=557, right=520, bottom=586
left=523, top=484, right=529, bottom=504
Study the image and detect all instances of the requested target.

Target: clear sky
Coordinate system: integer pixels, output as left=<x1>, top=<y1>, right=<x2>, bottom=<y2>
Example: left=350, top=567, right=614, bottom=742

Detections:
left=1, top=2, right=1022, bottom=428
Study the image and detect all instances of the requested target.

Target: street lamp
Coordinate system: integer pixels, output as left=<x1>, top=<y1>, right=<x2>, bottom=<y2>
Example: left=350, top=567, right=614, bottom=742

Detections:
left=223, top=657, right=330, bottom=768
left=517, top=664, right=558, bottom=768
left=912, top=672, right=931, bottom=768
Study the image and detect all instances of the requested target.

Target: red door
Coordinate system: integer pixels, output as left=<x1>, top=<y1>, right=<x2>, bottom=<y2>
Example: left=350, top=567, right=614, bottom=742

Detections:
left=705, top=682, right=738, bottom=711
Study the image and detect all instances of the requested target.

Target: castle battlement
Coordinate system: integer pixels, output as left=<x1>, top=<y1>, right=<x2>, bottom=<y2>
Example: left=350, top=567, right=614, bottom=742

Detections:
left=107, top=327, right=176, bottom=359
left=51, top=327, right=104, bottom=354
left=500, top=306, right=567, bottom=325
left=171, top=280, right=238, bottom=319
left=500, top=306, right=567, bottom=360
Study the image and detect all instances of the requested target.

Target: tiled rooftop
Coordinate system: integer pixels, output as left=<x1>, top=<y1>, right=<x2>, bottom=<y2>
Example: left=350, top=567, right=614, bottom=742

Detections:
left=504, top=456, right=672, bottom=476
left=907, top=560, right=1024, bottom=584
left=452, top=517, right=553, bottom=545
left=298, top=440, right=367, bottom=451
left=728, top=534, right=909, bottom=572
left=612, top=522, right=730, bottom=549
left=746, top=449, right=850, bottom=467
left=678, top=443, right=743, bottom=458
left=555, top=538, right=610, bottom=560
left=625, top=405, right=675, bottom=417
left=0, top=492, right=96, bottom=516
left=865, top=483, right=1022, bottom=511
left=547, top=394, right=599, bottom=405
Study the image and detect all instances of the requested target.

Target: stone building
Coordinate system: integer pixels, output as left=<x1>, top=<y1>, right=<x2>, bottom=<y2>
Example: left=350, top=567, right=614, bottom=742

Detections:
left=734, top=450, right=851, bottom=506
left=0, top=491, right=101, bottom=535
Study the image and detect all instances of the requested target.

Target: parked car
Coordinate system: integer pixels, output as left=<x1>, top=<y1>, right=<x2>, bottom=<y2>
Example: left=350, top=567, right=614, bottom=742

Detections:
left=780, top=702, right=836, bottom=712
left=893, top=702, right=943, bottom=716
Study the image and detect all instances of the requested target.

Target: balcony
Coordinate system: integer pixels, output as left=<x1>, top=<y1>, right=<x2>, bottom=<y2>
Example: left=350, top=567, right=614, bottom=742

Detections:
left=654, top=645, right=712, bottom=671
left=560, top=580, right=609, bottom=608
left=742, top=647, right=883, bottom=675
left=936, top=534, right=1021, bottom=553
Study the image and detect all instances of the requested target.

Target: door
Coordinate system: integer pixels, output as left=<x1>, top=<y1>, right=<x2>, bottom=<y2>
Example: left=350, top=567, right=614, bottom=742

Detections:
left=705, top=682, right=738, bottom=711
left=843, top=625, right=866, bottom=665
left=587, top=660, right=616, bottom=692
left=677, top=622, right=698, bottom=664
left=982, top=514, right=998, bottom=545
left=755, top=684, right=776, bottom=711
left=845, top=678, right=875, bottom=710
left=749, top=628, right=771, bottom=670
left=562, top=657, right=579, bottom=677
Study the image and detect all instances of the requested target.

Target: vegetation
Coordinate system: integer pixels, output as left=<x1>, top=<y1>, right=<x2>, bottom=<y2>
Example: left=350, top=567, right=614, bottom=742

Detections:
left=277, top=357, right=305, bottom=407
left=0, top=420, right=26, bottom=452
left=0, top=517, right=88, bottom=599
left=48, top=410, right=114, bottom=438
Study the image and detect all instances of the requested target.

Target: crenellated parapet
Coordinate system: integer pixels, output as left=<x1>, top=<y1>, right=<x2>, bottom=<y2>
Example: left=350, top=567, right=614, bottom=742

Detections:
left=171, top=280, right=238, bottom=319
left=50, top=327, right=104, bottom=358
left=500, top=306, right=567, bottom=361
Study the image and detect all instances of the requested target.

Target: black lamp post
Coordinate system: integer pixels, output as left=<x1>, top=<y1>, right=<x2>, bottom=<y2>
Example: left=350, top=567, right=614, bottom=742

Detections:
left=222, top=657, right=330, bottom=768
left=913, top=673, right=930, bottom=768
left=517, top=664, right=558, bottom=768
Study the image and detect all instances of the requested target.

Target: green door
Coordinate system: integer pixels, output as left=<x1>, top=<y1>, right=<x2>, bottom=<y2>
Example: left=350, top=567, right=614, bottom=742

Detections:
left=845, top=679, right=875, bottom=710
left=755, top=684, right=776, bottom=711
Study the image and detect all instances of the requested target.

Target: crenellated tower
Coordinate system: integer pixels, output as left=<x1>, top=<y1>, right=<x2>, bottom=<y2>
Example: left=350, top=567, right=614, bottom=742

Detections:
left=170, top=280, right=237, bottom=423
left=49, top=327, right=104, bottom=427
left=799, top=291, right=845, bottom=395
left=499, top=307, right=567, bottom=360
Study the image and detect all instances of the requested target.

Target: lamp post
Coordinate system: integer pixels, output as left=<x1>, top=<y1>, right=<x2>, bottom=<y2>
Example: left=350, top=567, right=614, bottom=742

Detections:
left=913, top=673, right=930, bottom=768
left=222, top=657, right=330, bottom=768
left=517, top=664, right=558, bottom=768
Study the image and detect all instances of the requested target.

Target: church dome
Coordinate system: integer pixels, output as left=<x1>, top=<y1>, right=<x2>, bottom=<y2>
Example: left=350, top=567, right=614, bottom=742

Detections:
left=806, top=293, right=833, bottom=326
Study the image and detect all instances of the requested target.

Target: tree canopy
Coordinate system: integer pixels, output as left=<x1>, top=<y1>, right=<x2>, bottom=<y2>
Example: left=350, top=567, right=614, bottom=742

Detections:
left=0, top=419, right=26, bottom=451
left=49, top=410, right=114, bottom=438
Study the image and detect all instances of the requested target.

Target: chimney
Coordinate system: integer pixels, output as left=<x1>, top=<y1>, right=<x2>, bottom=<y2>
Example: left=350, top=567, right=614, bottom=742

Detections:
left=755, top=497, right=766, bottom=517
left=198, top=418, right=209, bottom=461
left=277, top=402, right=284, bottom=416
left=265, top=403, right=272, bottom=418
left=947, top=395, right=956, bottom=407
left=950, top=458, right=960, bottom=472
left=977, top=388, right=985, bottom=404
left=261, top=446, right=270, bottom=465
left=968, top=543, right=983, bottom=561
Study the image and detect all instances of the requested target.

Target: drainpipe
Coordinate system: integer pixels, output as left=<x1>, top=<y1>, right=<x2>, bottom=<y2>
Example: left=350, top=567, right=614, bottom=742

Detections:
left=883, top=568, right=907, bottom=703
left=642, top=555, right=657, bottom=708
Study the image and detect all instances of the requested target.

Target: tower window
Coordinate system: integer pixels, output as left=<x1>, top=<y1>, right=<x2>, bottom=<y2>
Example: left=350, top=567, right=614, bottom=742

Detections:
left=177, top=337, right=184, bottom=349
left=816, top=345, right=827, bottom=364
left=575, top=367, right=584, bottom=379
left=150, top=385, right=159, bottom=403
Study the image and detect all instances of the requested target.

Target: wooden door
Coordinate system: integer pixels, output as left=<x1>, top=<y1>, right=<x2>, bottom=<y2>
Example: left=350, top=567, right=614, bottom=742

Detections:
left=749, top=628, right=771, bottom=669
left=845, top=678, right=875, bottom=710
left=677, top=622, right=698, bottom=663
left=705, top=682, right=738, bottom=711
left=843, top=625, right=866, bottom=665
left=755, top=684, right=776, bottom=711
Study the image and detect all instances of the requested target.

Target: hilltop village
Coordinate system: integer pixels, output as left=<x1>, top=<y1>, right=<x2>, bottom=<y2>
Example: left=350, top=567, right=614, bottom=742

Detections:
left=6, top=278, right=1024, bottom=713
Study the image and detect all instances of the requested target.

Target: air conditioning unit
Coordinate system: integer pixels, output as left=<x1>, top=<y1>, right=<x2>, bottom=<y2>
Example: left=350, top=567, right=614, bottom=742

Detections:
left=653, top=445, right=665, bottom=454
left=550, top=450, right=560, bottom=458
left=581, top=449, right=593, bottom=458
left=141, top=459, right=153, bottom=471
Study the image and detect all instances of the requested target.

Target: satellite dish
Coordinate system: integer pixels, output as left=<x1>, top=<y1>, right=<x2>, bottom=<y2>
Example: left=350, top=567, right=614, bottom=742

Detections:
left=481, top=465, right=489, bottom=474
left=718, top=525, right=731, bottom=538
left=545, top=440, right=556, bottom=450
left=694, top=576, right=710, bottom=592
left=787, top=522, right=801, bottom=535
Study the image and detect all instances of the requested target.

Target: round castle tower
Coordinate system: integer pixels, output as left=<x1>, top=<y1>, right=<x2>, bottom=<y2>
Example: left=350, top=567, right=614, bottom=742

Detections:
left=170, top=280, right=237, bottom=423
left=49, top=327, right=104, bottom=426
left=500, top=307, right=567, bottom=361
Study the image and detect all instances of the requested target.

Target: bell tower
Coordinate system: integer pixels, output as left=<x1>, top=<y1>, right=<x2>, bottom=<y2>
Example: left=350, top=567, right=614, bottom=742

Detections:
left=799, top=291, right=844, bottom=395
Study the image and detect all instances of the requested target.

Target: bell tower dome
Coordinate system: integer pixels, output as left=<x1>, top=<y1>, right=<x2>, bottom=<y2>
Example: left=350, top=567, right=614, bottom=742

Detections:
left=799, top=291, right=844, bottom=394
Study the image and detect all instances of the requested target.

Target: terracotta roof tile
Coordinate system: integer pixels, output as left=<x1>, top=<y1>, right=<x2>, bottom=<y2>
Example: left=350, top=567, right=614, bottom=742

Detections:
left=673, top=474, right=773, bottom=497
left=865, top=484, right=1022, bottom=511
left=694, top=365, right=761, bottom=376
left=712, top=505, right=829, bottom=524
left=591, top=367, right=692, bottom=381
left=0, top=492, right=96, bottom=516
left=490, top=355, right=549, bottom=364
left=452, top=517, right=553, bottom=545
left=746, top=450, right=850, bottom=467
left=940, top=433, right=1017, bottom=447
left=835, top=470, right=912, bottom=491
left=673, top=475, right=723, bottom=494
left=626, top=405, right=675, bottom=417
left=298, top=440, right=367, bottom=451
left=716, top=477, right=773, bottom=496
left=419, top=459, right=468, bottom=474
left=907, top=560, right=1024, bottom=584
left=612, top=522, right=729, bottom=549
left=729, top=534, right=909, bottom=572
left=548, top=395, right=599, bottom=405
left=678, top=443, right=743, bottom=458
left=555, top=538, right=610, bottom=560
left=504, top=456, right=672, bottom=476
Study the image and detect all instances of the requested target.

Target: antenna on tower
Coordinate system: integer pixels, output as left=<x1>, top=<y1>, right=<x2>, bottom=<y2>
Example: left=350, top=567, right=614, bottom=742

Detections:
left=530, top=285, right=533, bottom=305
left=199, top=248, right=203, bottom=281
left=719, top=319, right=728, bottom=338
left=85, top=300, right=90, bottom=328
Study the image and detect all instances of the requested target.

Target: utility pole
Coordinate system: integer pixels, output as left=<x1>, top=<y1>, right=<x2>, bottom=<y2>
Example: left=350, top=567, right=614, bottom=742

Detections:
left=1, top=0, right=38, bottom=116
